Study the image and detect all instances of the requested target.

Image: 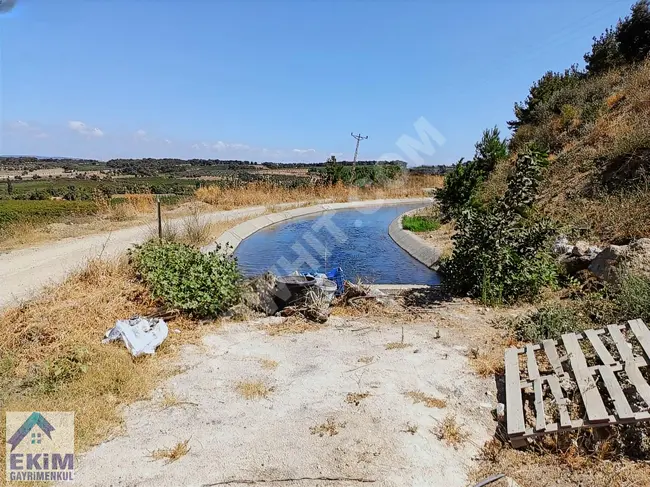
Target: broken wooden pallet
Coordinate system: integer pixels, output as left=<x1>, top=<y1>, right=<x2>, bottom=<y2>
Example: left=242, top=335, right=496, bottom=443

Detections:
left=505, top=319, right=650, bottom=447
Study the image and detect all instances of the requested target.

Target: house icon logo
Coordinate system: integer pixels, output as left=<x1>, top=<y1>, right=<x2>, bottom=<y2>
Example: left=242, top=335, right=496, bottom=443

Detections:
left=5, top=411, right=75, bottom=483
left=6, top=412, right=56, bottom=452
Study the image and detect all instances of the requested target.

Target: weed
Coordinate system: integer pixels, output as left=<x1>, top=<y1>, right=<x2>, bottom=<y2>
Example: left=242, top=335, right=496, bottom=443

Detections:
left=235, top=380, right=273, bottom=400
left=357, top=356, right=374, bottom=364
left=404, top=391, right=447, bottom=409
left=151, top=439, right=191, bottom=464
left=435, top=415, right=468, bottom=447
left=159, top=392, right=198, bottom=410
left=259, top=359, right=279, bottom=370
left=471, top=351, right=506, bottom=377
left=131, top=241, right=241, bottom=318
left=264, top=316, right=321, bottom=336
left=402, top=215, right=441, bottom=232
left=385, top=342, right=412, bottom=350
left=310, top=418, right=346, bottom=437
left=615, top=272, right=650, bottom=323
left=404, top=423, right=419, bottom=435
left=345, top=392, right=370, bottom=406
left=508, top=303, right=589, bottom=342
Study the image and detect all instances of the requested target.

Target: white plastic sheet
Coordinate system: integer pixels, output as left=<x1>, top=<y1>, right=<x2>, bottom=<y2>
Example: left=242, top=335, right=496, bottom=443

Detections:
left=103, top=316, right=168, bottom=357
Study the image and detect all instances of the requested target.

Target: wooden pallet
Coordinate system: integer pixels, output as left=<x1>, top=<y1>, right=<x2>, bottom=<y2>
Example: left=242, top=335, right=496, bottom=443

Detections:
left=505, top=319, right=650, bottom=447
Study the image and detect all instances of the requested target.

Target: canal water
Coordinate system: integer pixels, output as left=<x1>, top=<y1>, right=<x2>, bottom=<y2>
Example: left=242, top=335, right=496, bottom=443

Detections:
left=234, top=203, right=440, bottom=285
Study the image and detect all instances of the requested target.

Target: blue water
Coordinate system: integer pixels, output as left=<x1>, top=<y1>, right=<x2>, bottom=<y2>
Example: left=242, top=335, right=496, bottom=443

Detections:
left=234, top=204, right=440, bottom=285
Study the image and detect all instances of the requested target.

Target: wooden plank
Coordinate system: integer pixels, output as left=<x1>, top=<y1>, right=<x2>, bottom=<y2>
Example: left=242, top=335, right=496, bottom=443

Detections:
left=546, top=375, right=571, bottom=428
left=625, top=360, right=650, bottom=406
left=526, top=345, right=540, bottom=380
left=542, top=339, right=564, bottom=377
left=607, top=324, right=635, bottom=362
left=533, top=378, right=546, bottom=431
left=505, top=348, right=526, bottom=436
left=628, top=319, right=650, bottom=360
left=585, top=329, right=616, bottom=366
left=562, top=333, right=609, bottom=422
left=599, top=365, right=635, bottom=420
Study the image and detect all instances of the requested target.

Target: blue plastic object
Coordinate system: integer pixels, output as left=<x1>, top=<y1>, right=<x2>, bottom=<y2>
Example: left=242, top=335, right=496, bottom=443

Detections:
left=325, top=267, right=345, bottom=296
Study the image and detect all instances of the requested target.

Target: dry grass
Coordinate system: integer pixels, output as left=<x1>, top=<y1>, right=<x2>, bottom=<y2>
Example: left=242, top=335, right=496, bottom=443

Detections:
left=234, top=379, right=273, bottom=400
left=158, top=392, right=198, bottom=410
left=385, top=342, right=412, bottom=350
left=259, top=359, right=279, bottom=370
left=195, top=175, right=442, bottom=209
left=263, top=316, right=322, bottom=336
left=404, top=391, right=447, bottom=409
left=357, top=356, right=375, bottom=364
left=0, top=258, right=210, bottom=470
left=471, top=350, right=506, bottom=378
left=434, top=414, right=468, bottom=447
left=404, top=423, right=419, bottom=435
left=310, top=418, right=346, bottom=437
left=472, top=436, right=650, bottom=487
left=345, top=392, right=371, bottom=406
left=150, top=439, right=191, bottom=464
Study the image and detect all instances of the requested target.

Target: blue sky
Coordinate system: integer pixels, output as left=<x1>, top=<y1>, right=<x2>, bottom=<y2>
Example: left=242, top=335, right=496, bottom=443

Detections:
left=0, top=0, right=636, bottom=164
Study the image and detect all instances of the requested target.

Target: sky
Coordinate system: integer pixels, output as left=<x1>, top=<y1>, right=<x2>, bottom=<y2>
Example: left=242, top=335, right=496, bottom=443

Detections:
left=0, top=0, right=638, bottom=165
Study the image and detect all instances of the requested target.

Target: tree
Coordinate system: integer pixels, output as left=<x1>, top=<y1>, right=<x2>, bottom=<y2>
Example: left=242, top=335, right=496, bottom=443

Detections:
left=508, top=66, right=583, bottom=131
left=617, top=0, right=650, bottom=63
left=474, top=126, right=508, bottom=174
left=6, top=178, right=13, bottom=196
left=585, top=28, right=625, bottom=74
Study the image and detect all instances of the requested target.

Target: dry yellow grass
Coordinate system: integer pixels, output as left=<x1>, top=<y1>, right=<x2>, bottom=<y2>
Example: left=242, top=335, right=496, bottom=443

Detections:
left=434, top=414, right=468, bottom=447
left=404, top=391, right=447, bottom=409
left=385, top=342, right=412, bottom=350
left=345, top=392, right=371, bottom=405
left=234, top=380, right=273, bottom=400
left=357, top=356, right=375, bottom=364
left=259, top=359, right=279, bottom=370
left=150, top=439, right=191, bottom=464
left=195, top=175, right=442, bottom=209
left=310, top=418, right=346, bottom=437
left=0, top=258, right=211, bottom=472
left=263, top=316, right=322, bottom=336
left=471, top=350, right=506, bottom=378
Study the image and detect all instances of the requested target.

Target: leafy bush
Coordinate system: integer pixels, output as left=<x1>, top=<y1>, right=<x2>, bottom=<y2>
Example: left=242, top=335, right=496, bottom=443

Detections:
left=402, top=215, right=441, bottom=232
left=131, top=241, right=242, bottom=317
left=438, top=149, right=558, bottom=304
left=508, top=303, right=588, bottom=342
left=436, top=128, right=508, bottom=222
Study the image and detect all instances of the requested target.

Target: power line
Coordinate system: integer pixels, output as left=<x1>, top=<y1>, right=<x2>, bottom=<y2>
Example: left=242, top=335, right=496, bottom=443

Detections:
left=350, top=132, right=368, bottom=180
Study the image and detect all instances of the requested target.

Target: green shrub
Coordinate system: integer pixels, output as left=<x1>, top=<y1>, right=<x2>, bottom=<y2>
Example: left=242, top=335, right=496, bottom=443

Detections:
left=402, top=215, right=441, bottom=232
left=438, top=149, right=558, bottom=304
left=509, top=303, right=589, bottom=342
left=436, top=127, right=508, bottom=222
left=615, top=272, right=650, bottom=322
left=0, top=199, right=97, bottom=230
left=131, top=241, right=242, bottom=317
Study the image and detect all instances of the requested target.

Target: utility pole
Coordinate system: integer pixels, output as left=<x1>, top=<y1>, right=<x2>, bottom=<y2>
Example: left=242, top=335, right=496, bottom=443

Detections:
left=350, top=132, right=368, bottom=181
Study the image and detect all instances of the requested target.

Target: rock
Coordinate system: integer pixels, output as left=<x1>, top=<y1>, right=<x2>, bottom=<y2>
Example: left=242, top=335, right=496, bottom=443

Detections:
left=496, top=403, right=505, bottom=421
left=627, top=238, right=650, bottom=278
left=558, top=253, right=593, bottom=275
left=553, top=235, right=573, bottom=255
left=571, top=240, right=591, bottom=257
left=589, top=244, right=629, bottom=282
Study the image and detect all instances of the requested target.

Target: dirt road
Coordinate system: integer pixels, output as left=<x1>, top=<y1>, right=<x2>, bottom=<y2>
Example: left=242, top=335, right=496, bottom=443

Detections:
left=0, top=205, right=268, bottom=309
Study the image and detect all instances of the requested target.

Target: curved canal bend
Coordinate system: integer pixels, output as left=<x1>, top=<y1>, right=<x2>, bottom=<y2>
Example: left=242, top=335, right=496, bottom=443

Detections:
left=234, top=203, right=440, bottom=285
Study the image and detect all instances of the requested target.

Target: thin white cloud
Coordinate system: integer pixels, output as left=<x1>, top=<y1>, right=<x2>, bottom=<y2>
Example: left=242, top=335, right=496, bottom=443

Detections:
left=292, top=148, right=316, bottom=154
left=12, top=120, right=30, bottom=129
left=164, top=139, right=172, bottom=145
left=68, top=121, right=104, bottom=137
left=7, top=120, right=49, bottom=138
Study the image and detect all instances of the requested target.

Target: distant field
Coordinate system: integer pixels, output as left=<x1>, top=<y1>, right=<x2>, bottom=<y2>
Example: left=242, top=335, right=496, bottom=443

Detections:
left=0, top=177, right=203, bottom=198
left=0, top=199, right=97, bottom=230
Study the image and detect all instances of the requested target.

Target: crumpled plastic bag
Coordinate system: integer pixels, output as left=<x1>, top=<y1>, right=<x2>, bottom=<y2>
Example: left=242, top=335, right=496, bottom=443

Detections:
left=103, top=316, right=168, bottom=357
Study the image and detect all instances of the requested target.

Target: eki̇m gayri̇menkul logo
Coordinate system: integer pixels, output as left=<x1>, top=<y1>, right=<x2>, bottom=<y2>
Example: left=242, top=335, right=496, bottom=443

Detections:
left=5, top=412, right=75, bottom=482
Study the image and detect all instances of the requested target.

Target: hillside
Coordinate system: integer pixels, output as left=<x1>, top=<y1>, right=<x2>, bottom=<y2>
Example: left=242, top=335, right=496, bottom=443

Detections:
left=480, top=2, right=650, bottom=245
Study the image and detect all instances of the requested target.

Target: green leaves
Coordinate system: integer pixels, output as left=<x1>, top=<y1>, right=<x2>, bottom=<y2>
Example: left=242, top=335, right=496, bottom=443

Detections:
left=131, top=241, right=242, bottom=318
left=438, top=149, right=558, bottom=304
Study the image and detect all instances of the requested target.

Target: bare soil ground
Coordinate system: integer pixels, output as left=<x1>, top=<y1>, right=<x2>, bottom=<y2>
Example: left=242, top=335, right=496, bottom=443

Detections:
left=56, top=303, right=504, bottom=487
